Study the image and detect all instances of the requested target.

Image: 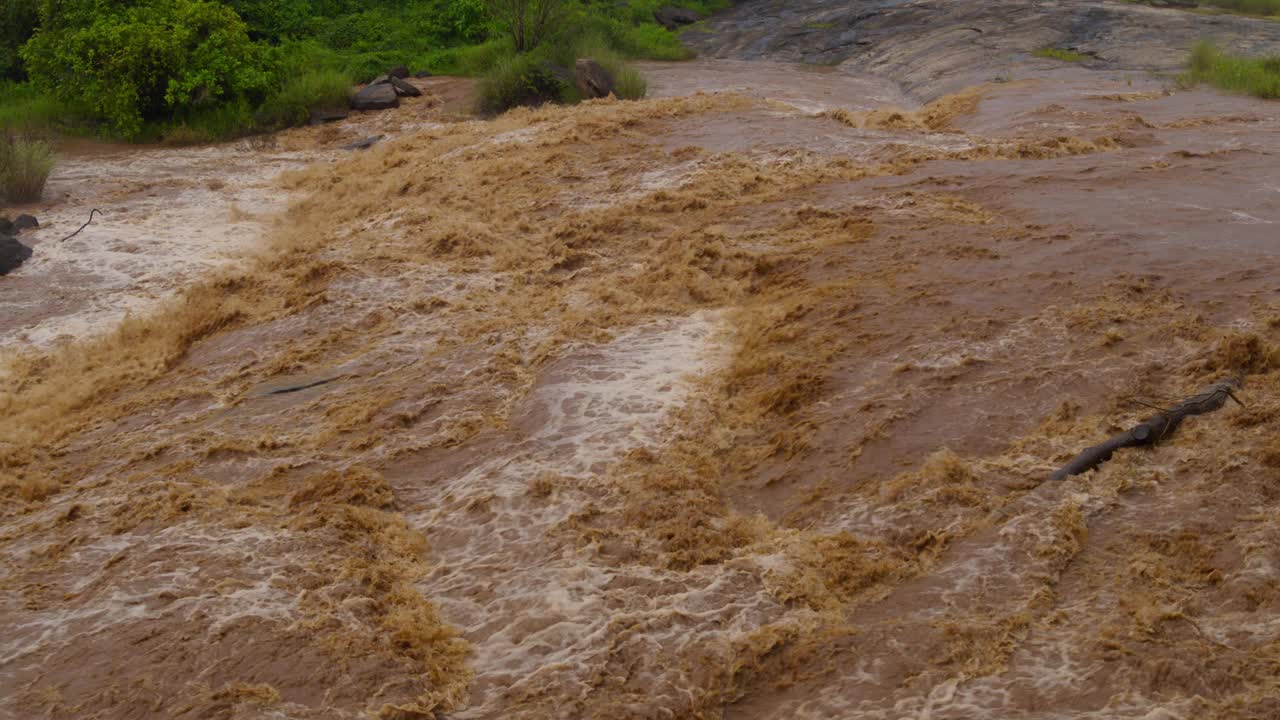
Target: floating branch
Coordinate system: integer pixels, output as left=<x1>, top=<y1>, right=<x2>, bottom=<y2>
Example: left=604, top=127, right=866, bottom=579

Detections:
left=1051, top=379, right=1244, bottom=481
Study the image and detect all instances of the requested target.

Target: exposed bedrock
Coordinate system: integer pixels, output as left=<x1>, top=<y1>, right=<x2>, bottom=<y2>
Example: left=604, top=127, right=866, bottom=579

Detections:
left=683, top=0, right=1280, bottom=99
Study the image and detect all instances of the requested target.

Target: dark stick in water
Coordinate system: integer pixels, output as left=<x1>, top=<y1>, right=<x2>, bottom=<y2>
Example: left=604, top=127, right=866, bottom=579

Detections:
left=1051, top=379, right=1244, bottom=481
left=58, top=208, right=103, bottom=243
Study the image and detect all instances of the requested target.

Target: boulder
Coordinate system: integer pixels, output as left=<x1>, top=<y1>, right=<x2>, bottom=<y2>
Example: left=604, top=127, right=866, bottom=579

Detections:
left=14, top=214, right=38, bottom=232
left=0, top=217, right=12, bottom=235
left=351, top=83, right=400, bottom=111
left=654, top=6, right=699, bottom=30
left=340, top=135, right=384, bottom=151
left=309, top=108, right=349, bottom=125
left=388, top=65, right=410, bottom=79
left=540, top=61, right=574, bottom=86
left=0, top=234, right=33, bottom=276
left=369, top=74, right=391, bottom=86
left=574, top=58, right=616, bottom=99
left=388, top=76, right=423, bottom=98
left=413, top=69, right=433, bottom=78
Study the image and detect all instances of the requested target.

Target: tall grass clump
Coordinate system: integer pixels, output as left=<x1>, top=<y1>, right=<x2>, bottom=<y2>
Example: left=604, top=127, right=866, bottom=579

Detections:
left=0, top=135, right=56, bottom=202
left=1032, top=47, right=1088, bottom=63
left=1184, top=41, right=1280, bottom=98
left=475, top=53, right=566, bottom=114
left=475, top=32, right=648, bottom=114
left=1200, top=0, right=1280, bottom=17
left=0, top=82, right=75, bottom=133
left=256, top=68, right=354, bottom=128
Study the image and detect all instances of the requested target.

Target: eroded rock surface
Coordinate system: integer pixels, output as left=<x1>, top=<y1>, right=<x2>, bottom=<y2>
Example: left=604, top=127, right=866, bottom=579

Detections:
left=684, top=0, right=1280, bottom=97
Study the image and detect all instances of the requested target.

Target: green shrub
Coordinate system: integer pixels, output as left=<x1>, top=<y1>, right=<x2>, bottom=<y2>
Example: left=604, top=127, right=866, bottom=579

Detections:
left=258, top=68, right=353, bottom=127
left=21, top=0, right=275, bottom=138
left=563, top=36, right=648, bottom=100
left=475, top=53, right=567, bottom=114
left=474, top=32, right=649, bottom=114
left=1184, top=41, right=1280, bottom=98
left=0, top=136, right=56, bottom=203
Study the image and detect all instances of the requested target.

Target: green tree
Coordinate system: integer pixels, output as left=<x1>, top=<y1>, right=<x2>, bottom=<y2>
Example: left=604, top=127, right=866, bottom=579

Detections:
left=483, top=0, right=573, bottom=52
left=21, top=0, right=274, bottom=137
left=2, top=0, right=40, bottom=79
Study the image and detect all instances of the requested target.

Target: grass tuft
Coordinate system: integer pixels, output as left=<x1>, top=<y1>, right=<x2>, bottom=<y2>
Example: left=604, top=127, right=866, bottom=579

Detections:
left=257, top=69, right=354, bottom=129
left=1033, top=47, right=1089, bottom=63
left=475, top=33, right=648, bottom=114
left=1183, top=41, right=1280, bottom=98
left=0, top=135, right=56, bottom=202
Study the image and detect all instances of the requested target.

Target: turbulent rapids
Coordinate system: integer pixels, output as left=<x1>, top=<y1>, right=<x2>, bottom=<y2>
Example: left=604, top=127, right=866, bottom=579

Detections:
left=4, top=3, right=1280, bottom=719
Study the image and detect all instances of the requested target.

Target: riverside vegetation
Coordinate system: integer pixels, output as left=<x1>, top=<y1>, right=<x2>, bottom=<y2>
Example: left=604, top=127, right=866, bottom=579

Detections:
left=0, top=0, right=725, bottom=142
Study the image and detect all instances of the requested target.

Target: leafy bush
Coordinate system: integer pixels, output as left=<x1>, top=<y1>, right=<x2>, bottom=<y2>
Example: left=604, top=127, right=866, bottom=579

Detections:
left=21, top=0, right=275, bottom=138
left=0, top=136, right=56, bottom=203
left=484, top=0, right=573, bottom=52
left=1184, top=41, right=1280, bottom=98
left=256, top=68, right=353, bottom=128
left=475, top=53, right=568, bottom=114
left=475, top=32, right=648, bottom=114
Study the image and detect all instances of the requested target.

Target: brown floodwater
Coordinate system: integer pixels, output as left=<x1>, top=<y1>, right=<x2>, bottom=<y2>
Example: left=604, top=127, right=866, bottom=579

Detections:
left=2, top=62, right=1279, bottom=720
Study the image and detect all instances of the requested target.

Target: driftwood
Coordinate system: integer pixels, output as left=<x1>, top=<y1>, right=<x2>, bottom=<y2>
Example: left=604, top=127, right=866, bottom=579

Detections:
left=58, top=208, right=102, bottom=243
left=1050, top=379, right=1244, bottom=481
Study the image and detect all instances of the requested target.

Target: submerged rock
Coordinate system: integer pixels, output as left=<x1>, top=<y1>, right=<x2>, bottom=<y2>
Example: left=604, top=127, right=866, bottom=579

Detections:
left=309, top=108, right=349, bottom=125
left=0, top=234, right=33, bottom=276
left=340, top=135, right=384, bottom=151
left=413, top=69, right=433, bottom=78
left=14, top=214, right=38, bottom=232
left=654, top=6, right=699, bottom=30
left=388, top=76, right=423, bottom=98
left=351, top=83, right=400, bottom=111
left=0, top=217, right=11, bottom=235
left=387, top=65, right=410, bottom=79
left=575, top=58, right=616, bottom=99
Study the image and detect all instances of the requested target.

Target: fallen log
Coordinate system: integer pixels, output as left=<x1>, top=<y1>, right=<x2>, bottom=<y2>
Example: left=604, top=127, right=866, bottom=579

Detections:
left=1050, top=379, right=1243, bottom=481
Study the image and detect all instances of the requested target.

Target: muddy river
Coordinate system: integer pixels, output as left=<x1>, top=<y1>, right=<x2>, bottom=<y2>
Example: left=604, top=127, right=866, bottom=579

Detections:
left=2, top=48, right=1279, bottom=720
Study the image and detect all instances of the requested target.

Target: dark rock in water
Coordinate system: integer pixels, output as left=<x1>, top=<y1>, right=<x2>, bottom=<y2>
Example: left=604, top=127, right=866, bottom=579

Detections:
left=14, top=214, right=38, bottom=232
left=0, top=234, right=33, bottom=276
left=369, top=74, right=391, bottom=86
left=388, top=76, right=423, bottom=98
left=340, top=135, right=385, bottom=151
left=654, top=6, right=699, bottom=30
left=574, top=58, right=616, bottom=99
left=0, top=217, right=12, bottom=235
left=388, top=65, right=410, bottom=79
left=309, top=108, right=349, bottom=125
left=351, top=83, right=400, bottom=111
left=413, top=69, right=433, bottom=78
left=540, top=62, right=574, bottom=85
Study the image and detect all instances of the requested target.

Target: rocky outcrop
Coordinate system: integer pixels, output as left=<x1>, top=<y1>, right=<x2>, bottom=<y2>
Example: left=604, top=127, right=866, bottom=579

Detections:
left=0, top=234, right=33, bottom=276
left=683, top=0, right=1280, bottom=99
left=654, top=6, right=700, bottom=30
left=575, top=58, right=616, bottom=99
left=387, top=65, right=410, bottom=79
left=351, top=83, right=400, bottom=111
